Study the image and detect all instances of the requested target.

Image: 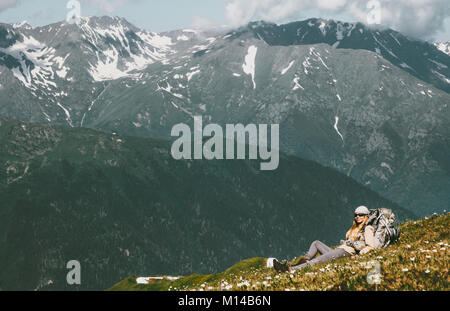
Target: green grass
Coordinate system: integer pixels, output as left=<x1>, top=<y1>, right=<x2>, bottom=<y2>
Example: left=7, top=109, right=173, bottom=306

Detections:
left=109, top=213, right=449, bottom=291
left=108, top=258, right=266, bottom=291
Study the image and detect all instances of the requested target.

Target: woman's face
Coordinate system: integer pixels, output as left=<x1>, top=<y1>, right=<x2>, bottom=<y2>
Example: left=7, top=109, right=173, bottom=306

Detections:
left=354, top=214, right=366, bottom=224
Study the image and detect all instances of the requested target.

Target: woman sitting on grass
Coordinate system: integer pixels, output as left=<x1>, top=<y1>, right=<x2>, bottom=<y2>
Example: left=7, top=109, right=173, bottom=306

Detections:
left=273, top=206, right=375, bottom=273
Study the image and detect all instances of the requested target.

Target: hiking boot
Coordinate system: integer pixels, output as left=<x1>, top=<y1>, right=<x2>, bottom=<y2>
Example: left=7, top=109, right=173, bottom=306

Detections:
left=273, top=259, right=289, bottom=273
left=292, top=256, right=308, bottom=266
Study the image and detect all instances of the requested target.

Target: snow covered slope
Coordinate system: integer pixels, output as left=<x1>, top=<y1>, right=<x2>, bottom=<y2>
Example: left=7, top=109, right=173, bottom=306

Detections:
left=435, top=41, right=450, bottom=56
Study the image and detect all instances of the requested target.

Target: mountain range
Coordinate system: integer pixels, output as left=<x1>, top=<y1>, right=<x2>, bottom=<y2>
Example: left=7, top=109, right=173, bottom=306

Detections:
left=0, top=16, right=448, bottom=290
left=2, top=16, right=448, bottom=215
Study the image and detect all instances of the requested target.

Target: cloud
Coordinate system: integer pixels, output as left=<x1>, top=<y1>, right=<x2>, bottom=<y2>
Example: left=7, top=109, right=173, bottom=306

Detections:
left=81, top=0, right=139, bottom=14
left=0, top=0, right=21, bottom=12
left=191, top=16, right=217, bottom=30
left=224, top=0, right=450, bottom=39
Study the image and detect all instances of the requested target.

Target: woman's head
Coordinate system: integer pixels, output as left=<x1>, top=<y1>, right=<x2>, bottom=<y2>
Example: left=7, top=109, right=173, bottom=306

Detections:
left=354, top=206, right=370, bottom=224
left=346, top=206, right=370, bottom=241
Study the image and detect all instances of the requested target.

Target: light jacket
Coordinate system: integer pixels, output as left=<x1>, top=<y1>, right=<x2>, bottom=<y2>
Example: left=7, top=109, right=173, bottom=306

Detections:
left=338, top=225, right=375, bottom=255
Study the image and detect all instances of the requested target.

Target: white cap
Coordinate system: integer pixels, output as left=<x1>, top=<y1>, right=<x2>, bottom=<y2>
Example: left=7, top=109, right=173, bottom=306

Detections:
left=355, top=206, right=370, bottom=215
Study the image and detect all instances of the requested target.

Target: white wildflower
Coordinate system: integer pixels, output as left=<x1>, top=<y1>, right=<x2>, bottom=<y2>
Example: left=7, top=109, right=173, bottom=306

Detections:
left=237, top=280, right=250, bottom=288
left=402, top=268, right=409, bottom=272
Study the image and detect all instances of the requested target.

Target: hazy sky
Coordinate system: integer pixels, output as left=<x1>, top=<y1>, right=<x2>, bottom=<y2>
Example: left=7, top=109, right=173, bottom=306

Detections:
left=0, top=0, right=449, bottom=42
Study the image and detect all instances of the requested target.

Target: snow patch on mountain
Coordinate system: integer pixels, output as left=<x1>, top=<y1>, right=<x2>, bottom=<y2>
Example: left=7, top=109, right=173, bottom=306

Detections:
left=310, top=47, right=329, bottom=69
left=57, top=102, right=74, bottom=127
left=3, top=18, right=178, bottom=85
left=187, top=66, right=201, bottom=81
left=0, top=34, right=59, bottom=89
left=89, top=48, right=132, bottom=81
left=281, top=60, right=295, bottom=75
left=242, top=45, right=258, bottom=89
left=293, top=74, right=304, bottom=90
left=429, top=59, right=448, bottom=69
left=79, top=19, right=174, bottom=81
left=435, top=42, right=450, bottom=56
left=399, top=62, right=413, bottom=70
left=334, top=116, right=344, bottom=141
left=177, top=35, right=190, bottom=41
left=13, top=21, right=32, bottom=30
left=381, top=162, right=394, bottom=174
left=318, top=21, right=327, bottom=36
left=389, top=33, right=402, bottom=46
left=432, top=70, right=450, bottom=84
left=54, top=54, right=71, bottom=79
left=302, top=56, right=312, bottom=74
left=137, top=31, right=174, bottom=52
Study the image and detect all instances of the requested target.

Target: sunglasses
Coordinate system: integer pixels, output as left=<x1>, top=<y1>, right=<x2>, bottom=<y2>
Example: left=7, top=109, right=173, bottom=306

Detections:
left=354, top=214, right=367, bottom=217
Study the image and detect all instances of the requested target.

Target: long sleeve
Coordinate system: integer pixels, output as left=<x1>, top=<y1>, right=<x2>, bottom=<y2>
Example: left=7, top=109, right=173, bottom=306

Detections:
left=360, top=225, right=375, bottom=255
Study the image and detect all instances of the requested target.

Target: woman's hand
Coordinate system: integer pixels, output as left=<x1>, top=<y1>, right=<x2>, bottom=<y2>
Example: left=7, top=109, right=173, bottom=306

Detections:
left=360, top=247, right=373, bottom=255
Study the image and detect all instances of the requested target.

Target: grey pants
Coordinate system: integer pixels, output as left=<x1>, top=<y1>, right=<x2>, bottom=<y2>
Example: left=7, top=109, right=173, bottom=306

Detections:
left=290, top=240, right=351, bottom=271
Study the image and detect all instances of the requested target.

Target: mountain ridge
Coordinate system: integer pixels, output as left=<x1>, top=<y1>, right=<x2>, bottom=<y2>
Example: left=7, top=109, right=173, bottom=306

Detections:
left=234, top=18, right=450, bottom=93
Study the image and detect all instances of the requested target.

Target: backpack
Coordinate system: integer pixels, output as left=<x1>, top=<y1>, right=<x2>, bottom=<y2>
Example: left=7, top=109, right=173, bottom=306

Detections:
left=366, top=208, right=401, bottom=248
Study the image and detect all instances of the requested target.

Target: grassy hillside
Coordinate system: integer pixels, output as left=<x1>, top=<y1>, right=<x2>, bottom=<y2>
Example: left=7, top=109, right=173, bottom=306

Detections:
left=109, top=213, right=449, bottom=291
left=0, top=118, right=412, bottom=290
